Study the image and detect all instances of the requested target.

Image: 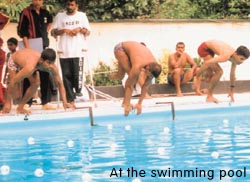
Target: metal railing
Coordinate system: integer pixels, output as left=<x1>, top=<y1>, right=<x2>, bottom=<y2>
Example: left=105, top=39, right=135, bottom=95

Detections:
left=77, top=106, right=94, bottom=126
left=155, top=101, right=175, bottom=120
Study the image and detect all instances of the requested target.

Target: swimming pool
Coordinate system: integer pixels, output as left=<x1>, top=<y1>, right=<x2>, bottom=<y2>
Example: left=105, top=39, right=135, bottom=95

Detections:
left=0, top=105, right=250, bottom=182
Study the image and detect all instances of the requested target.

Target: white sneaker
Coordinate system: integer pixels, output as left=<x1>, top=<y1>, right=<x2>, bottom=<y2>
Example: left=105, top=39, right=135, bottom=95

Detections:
left=32, top=98, right=41, bottom=105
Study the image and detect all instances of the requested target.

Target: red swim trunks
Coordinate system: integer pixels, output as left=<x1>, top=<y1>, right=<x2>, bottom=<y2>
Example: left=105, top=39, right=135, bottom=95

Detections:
left=197, top=42, right=215, bottom=57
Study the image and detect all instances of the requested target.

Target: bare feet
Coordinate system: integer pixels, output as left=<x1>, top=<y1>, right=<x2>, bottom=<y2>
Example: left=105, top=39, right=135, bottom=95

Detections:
left=124, top=104, right=134, bottom=116
left=1, top=107, right=11, bottom=114
left=1, top=103, right=11, bottom=114
left=195, top=89, right=208, bottom=96
left=16, top=106, right=31, bottom=114
left=201, top=89, right=208, bottom=94
left=176, top=92, right=183, bottom=97
left=206, top=95, right=219, bottom=103
left=70, top=101, right=76, bottom=109
left=42, top=103, right=56, bottom=110
left=65, top=102, right=76, bottom=109
left=195, top=90, right=203, bottom=95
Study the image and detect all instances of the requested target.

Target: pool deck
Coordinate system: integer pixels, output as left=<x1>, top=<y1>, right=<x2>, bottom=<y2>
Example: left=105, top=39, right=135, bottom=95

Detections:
left=1, top=92, right=250, bottom=123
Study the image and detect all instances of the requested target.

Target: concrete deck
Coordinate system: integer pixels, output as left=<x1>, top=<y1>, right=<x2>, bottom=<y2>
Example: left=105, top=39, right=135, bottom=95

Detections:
left=1, top=92, right=250, bottom=123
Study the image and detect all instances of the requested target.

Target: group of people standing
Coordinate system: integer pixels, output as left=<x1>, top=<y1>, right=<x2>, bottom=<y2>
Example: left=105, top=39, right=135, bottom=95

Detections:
left=1, top=0, right=250, bottom=116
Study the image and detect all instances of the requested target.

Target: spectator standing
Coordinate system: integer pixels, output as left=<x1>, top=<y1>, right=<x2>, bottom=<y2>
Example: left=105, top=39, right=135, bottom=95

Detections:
left=17, top=0, right=55, bottom=110
left=3, top=37, right=18, bottom=85
left=51, top=0, right=91, bottom=107
left=3, top=37, right=21, bottom=103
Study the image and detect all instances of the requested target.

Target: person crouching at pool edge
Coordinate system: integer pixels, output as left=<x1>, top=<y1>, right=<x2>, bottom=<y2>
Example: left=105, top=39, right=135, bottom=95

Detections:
left=1, top=48, right=75, bottom=114
left=110, top=41, right=162, bottom=116
left=194, top=40, right=250, bottom=103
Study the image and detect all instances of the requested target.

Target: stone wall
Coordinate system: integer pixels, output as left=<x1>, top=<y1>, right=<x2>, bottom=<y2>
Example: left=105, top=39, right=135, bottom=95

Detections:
left=91, top=80, right=250, bottom=99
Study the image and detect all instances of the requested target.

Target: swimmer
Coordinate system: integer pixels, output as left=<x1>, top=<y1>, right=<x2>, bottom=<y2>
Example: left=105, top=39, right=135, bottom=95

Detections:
left=2, top=48, right=74, bottom=114
left=195, top=40, right=250, bottom=103
left=110, top=41, right=162, bottom=116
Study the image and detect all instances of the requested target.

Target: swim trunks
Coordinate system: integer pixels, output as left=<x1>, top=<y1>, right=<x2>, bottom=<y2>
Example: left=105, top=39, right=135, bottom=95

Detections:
left=114, top=42, right=124, bottom=52
left=7, top=55, right=19, bottom=71
left=167, top=74, right=184, bottom=85
left=197, top=42, right=215, bottom=57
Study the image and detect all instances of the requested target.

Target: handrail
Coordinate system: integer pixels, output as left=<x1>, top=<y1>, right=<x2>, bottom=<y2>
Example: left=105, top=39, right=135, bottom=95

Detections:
left=22, top=106, right=95, bottom=126
left=77, top=106, right=94, bottom=126
left=155, top=102, right=175, bottom=120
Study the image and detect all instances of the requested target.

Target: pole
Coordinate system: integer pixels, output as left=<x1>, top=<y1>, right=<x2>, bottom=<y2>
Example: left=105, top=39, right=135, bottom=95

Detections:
left=83, top=50, right=97, bottom=107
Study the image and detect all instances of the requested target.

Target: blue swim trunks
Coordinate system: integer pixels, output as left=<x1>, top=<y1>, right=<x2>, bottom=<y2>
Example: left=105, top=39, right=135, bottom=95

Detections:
left=167, top=74, right=184, bottom=85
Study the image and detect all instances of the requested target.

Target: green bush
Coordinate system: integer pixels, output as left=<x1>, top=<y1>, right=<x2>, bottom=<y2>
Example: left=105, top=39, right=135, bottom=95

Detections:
left=85, top=61, right=121, bottom=86
left=1, top=0, right=250, bottom=22
left=0, top=0, right=59, bottom=22
left=156, top=48, right=170, bottom=84
left=154, top=0, right=198, bottom=19
left=0, top=0, right=31, bottom=22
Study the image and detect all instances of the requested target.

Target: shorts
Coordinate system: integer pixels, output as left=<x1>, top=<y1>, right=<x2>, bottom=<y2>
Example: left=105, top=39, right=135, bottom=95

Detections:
left=167, top=74, right=184, bottom=85
left=197, top=42, right=215, bottom=57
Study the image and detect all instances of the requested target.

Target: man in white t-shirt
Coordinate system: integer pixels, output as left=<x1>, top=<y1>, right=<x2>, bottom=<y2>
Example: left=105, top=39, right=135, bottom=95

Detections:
left=51, top=0, right=91, bottom=107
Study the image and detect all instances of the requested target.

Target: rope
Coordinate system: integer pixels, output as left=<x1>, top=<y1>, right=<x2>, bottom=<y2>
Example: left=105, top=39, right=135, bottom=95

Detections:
left=85, top=85, right=119, bottom=102
left=84, top=70, right=117, bottom=75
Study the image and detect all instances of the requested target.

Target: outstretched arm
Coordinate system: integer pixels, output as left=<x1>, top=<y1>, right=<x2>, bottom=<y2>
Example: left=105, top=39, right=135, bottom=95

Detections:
left=134, top=76, right=152, bottom=115
left=123, top=68, right=139, bottom=116
left=196, top=55, right=230, bottom=77
left=51, top=65, right=72, bottom=109
left=228, top=63, right=236, bottom=102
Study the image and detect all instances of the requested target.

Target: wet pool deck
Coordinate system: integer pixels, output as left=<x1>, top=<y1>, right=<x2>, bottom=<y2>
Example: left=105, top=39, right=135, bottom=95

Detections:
left=1, top=92, right=250, bottom=123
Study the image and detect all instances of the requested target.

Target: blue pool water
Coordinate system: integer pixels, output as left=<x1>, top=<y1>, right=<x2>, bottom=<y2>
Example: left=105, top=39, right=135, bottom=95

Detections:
left=0, top=105, right=250, bottom=182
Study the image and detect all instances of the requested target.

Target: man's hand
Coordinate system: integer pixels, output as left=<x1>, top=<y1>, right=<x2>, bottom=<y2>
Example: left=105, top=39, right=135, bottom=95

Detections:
left=124, top=104, right=134, bottom=116
left=63, top=102, right=76, bottom=110
left=134, top=103, right=142, bottom=115
left=227, top=90, right=235, bottom=102
left=71, top=27, right=81, bottom=35
left=124, top=105, right=131, bottom=116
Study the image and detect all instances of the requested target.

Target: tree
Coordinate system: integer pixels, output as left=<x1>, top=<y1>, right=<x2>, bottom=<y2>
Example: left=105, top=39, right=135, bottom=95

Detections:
left=1, top=0, right=250, bottom=22
left=0, top=0, right=31, bottom=22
